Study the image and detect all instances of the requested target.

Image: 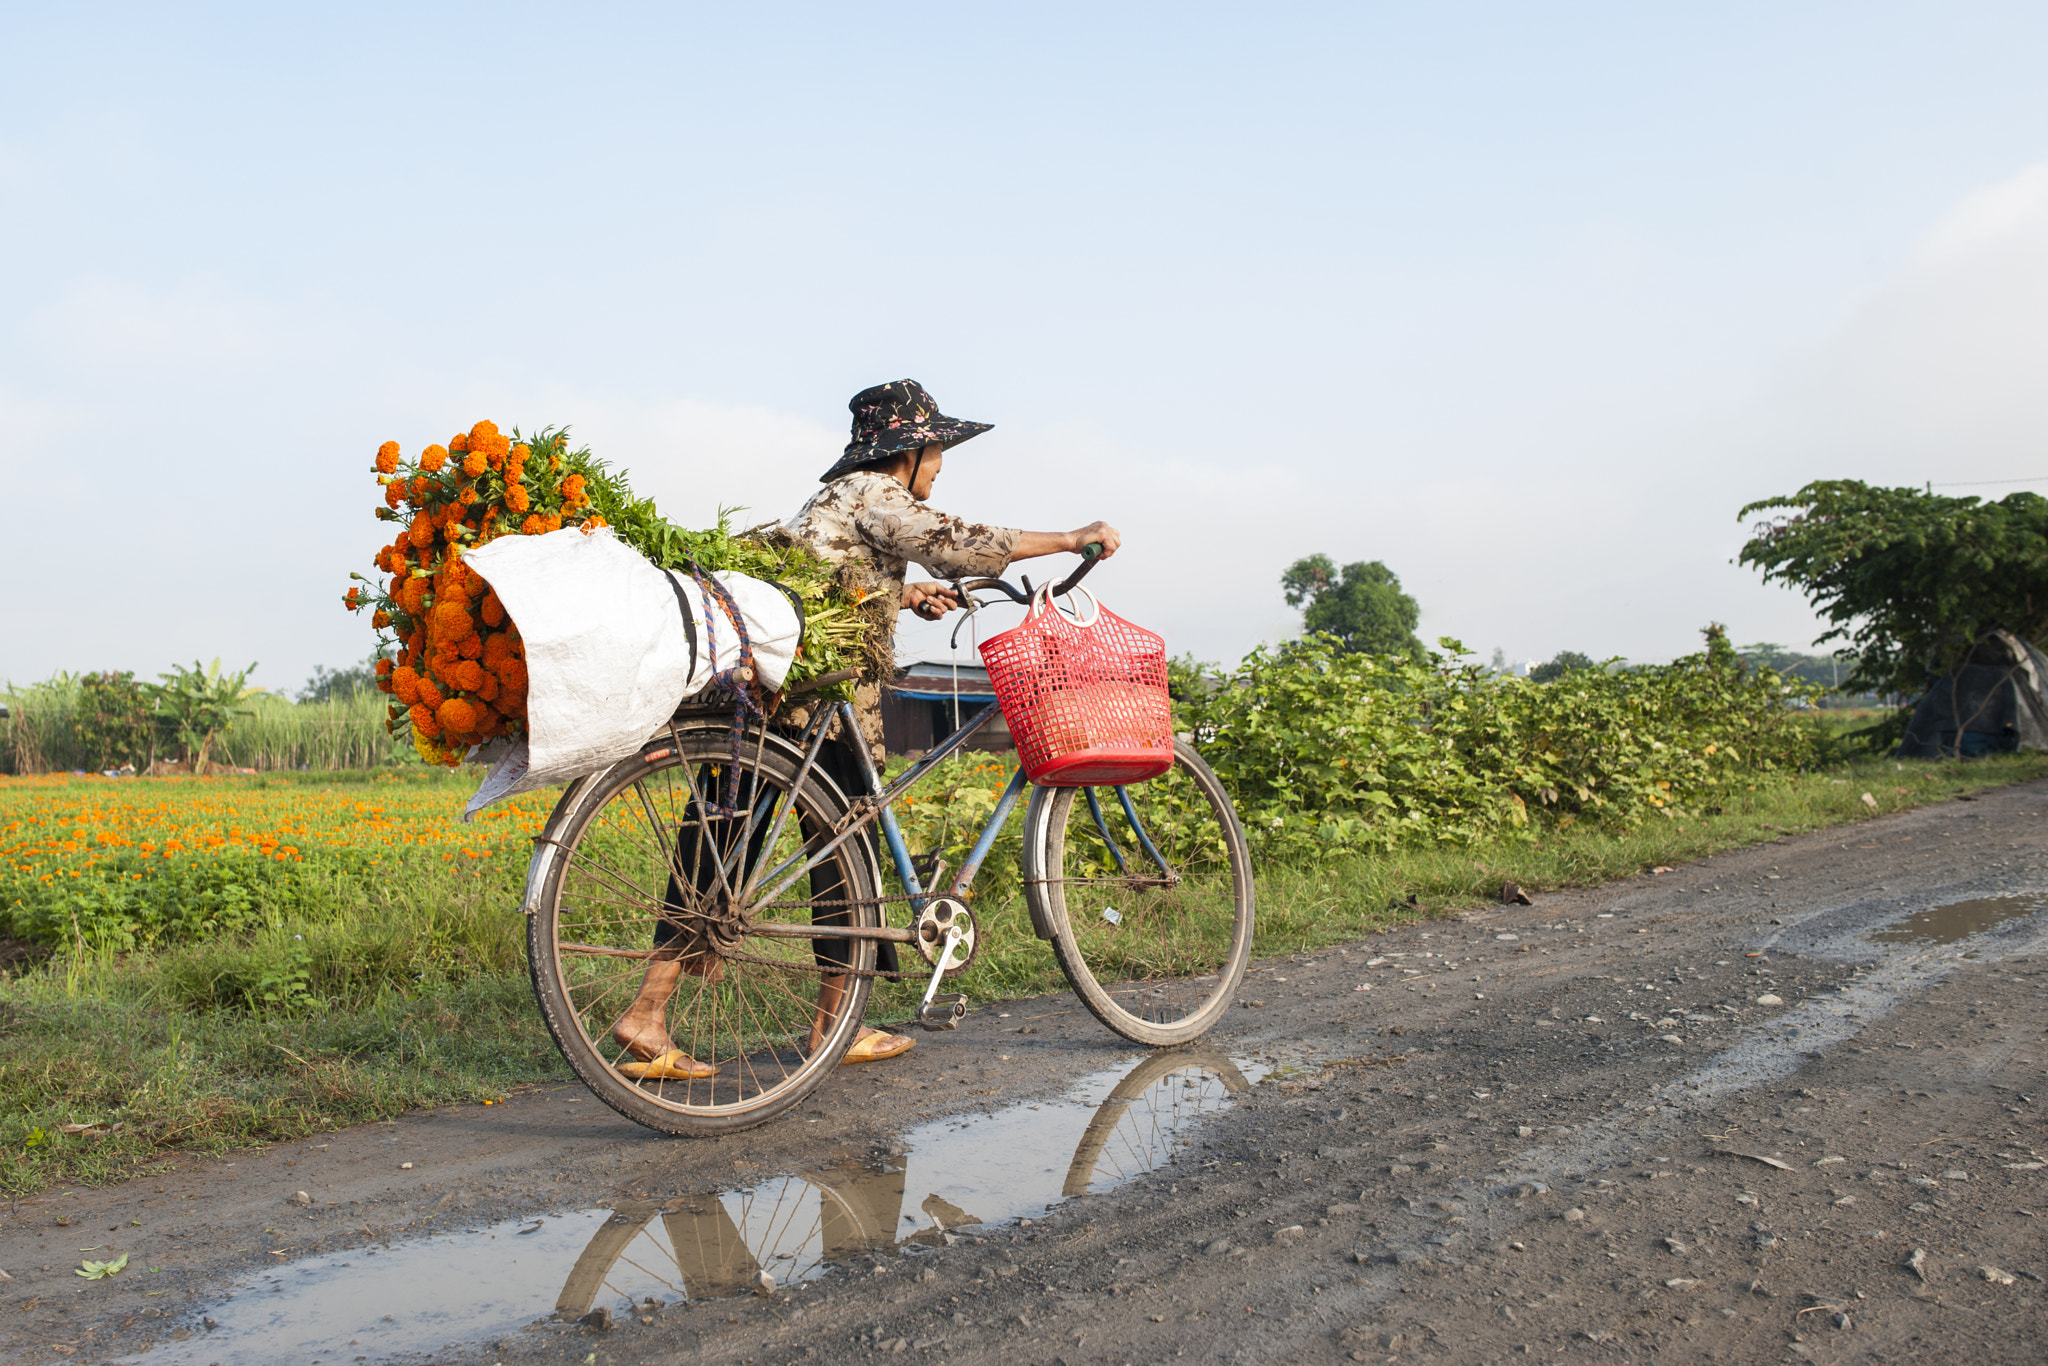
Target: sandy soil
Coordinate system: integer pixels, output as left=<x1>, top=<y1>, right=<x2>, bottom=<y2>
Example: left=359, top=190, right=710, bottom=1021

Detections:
left=3, top=780, right=2045, bottom=1365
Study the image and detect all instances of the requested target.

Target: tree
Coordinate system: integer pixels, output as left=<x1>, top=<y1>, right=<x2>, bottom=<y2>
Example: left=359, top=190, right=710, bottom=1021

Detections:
left=1529, top=651, right=1594, bottom=684
left=72, top=671, right=153, bottom=770
left=144, top=660, right=262, bottom=772
left=1739, top=481, right=2048, bottom=697
left=299, top=657, right=380, bottom=703
left=1280, top=554, right=1424, bottom=657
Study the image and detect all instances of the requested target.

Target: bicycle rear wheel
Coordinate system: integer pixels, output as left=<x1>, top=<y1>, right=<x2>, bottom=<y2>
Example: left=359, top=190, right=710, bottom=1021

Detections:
left=526, top=723, right=882, bottom=1135
left=1021, top=738, right=1254, bottom=1046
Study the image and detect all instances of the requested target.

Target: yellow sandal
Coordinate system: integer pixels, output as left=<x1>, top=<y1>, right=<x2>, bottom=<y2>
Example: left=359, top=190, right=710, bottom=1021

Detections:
left=840, top=1027, right=916, bottom=1065
left=618, top=1049, right=718, bottom=1080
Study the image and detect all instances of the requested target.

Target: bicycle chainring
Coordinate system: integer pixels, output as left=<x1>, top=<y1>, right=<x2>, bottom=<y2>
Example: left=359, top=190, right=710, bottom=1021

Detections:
left=911, top=897, right=978, bottom=976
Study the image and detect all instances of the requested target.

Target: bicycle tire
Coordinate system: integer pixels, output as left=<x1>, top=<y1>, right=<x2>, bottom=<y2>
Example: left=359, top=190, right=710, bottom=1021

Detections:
left=1021, top=738, right=1255, bottom=1046
left=526, top=722, right=881, bottom=1136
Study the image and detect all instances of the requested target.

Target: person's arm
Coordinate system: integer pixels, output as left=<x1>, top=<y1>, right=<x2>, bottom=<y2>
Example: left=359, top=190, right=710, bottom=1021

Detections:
left=1009, top=521, right=1122, bottom=563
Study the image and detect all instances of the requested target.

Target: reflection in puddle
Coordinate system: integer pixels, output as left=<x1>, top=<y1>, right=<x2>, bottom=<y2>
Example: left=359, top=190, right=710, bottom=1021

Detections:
left=1868, top=893, right=2048, bottom=945
left=131, top=1048, right=1258, bottom=1366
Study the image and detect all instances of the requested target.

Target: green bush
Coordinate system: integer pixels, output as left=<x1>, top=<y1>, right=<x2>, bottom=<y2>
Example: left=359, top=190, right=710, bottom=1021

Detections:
left=1176, top=629, right=1821, bottom=859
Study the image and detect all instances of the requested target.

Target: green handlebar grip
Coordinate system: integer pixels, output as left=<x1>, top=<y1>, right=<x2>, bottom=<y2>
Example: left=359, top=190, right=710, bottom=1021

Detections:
left=1080, top=542, right=1104, bottom=560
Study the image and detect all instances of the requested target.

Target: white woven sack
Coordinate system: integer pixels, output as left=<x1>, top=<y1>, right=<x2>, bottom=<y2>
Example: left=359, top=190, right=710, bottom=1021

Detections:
left=457, top=526, right=798, bottom=815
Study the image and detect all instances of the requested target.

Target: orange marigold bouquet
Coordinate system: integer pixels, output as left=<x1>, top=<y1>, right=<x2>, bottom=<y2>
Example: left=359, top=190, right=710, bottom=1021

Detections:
left=347, top=421, right=606, bottom=765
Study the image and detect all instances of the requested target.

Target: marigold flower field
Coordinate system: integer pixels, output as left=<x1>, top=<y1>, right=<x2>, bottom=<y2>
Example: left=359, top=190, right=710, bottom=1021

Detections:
left=0, top=773, right=555, bottom=950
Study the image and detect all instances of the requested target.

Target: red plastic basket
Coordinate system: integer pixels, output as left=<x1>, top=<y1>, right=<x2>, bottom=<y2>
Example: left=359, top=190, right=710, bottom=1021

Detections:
left=977, top=587, right=1174, bottom=785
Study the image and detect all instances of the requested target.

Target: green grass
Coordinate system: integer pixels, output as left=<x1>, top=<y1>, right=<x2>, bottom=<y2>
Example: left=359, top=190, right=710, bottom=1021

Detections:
left=4, top=750, right=2044, bottom=1194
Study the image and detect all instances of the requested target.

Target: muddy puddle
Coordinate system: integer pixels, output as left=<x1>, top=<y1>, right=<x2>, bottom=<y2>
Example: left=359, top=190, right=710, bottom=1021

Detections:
left=1868, top=892, right=2048, bottom=945
left=129, top=1047, right=1261, bottom=1366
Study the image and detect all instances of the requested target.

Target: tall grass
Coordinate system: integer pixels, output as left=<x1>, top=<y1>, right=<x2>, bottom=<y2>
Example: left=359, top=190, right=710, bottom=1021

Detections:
left=213, top=692, right=410, bottom=770
left=0, top=675, right=82, bottom=774
left=0, top=681, right=409, bottom=773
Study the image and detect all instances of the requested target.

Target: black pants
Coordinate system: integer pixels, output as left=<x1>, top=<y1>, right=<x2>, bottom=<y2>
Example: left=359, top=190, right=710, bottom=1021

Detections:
left=654, top=738, right=898, bottom=975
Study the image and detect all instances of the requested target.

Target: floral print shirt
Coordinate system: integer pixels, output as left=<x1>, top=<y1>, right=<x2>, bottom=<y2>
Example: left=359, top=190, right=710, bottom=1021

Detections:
left=782, top=470, right=1020, bottom=757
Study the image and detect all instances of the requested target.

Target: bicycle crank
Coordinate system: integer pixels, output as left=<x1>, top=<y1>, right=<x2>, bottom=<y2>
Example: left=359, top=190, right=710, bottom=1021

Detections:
left=912, top=897, right=978, bottom=972
left=915, top=921, right=970, bottom=1031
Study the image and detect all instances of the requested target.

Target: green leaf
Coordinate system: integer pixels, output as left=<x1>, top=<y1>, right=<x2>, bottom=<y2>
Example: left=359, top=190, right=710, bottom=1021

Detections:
left=77, top=1252, right=129, bottom=1279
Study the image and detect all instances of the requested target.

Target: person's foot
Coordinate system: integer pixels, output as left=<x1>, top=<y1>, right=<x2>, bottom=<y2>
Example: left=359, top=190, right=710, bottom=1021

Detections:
left=839, top=1026, right=916, bottom=1065
left=613, top=1013, right=675, bottom=1062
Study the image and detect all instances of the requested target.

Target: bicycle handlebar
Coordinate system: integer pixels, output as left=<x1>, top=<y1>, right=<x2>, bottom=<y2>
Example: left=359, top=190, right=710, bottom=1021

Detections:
left=953, top=542, right=1104, bottom=607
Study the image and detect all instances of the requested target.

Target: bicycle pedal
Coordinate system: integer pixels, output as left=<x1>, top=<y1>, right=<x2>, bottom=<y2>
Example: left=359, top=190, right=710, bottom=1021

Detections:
left=917, top=993, right=968, bottom=1031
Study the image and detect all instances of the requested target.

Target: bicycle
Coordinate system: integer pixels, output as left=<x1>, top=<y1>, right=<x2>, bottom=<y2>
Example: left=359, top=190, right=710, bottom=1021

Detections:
left=519, top=549, right=1256, bottom=1135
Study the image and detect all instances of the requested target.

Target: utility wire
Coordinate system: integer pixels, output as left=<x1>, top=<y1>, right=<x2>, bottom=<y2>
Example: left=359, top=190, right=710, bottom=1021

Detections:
left=1929, top=476, right=2048, bottom=487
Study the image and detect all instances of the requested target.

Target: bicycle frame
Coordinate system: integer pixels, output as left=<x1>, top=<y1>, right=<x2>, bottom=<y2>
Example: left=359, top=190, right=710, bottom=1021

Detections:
left=741, top=698, right=1027, bottom=924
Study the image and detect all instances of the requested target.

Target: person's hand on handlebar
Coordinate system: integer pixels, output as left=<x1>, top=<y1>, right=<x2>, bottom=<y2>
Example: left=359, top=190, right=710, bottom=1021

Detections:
left=902, top=581, right=965, bottom=621
left=1010, top=521, right=1123, bottom=563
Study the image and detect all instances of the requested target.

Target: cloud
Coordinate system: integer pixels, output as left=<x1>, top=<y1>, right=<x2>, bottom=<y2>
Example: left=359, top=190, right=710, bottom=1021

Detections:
left=1763, top=161, right=2048, bottom=473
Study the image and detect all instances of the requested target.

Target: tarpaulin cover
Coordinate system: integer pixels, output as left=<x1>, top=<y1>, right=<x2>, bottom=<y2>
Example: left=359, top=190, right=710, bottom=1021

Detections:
left=1898, top=630, right=2048, bottom=759
left=456, top=526, right=799, bottom=814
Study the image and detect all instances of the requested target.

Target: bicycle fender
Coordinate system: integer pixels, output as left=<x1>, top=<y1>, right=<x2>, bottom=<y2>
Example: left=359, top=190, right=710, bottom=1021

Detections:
left=1019, top=784, right=1061, bottom=942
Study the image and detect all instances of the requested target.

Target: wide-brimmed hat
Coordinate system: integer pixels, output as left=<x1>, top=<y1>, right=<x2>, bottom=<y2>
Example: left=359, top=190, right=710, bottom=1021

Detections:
left=819, top=379, right=992, bottom=482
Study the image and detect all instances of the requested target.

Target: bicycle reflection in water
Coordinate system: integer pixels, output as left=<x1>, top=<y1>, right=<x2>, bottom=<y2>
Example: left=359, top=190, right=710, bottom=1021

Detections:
left=553, top=1049, right=1253, bottom=1321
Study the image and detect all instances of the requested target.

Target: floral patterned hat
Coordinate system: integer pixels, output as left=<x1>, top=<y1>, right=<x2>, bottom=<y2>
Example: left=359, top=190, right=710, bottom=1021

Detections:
left=820, top=379, right=993, bottom=482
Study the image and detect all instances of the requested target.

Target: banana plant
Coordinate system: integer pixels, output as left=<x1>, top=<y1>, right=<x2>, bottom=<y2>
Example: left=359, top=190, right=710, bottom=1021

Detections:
left=144, top=659, right=263, bottom=772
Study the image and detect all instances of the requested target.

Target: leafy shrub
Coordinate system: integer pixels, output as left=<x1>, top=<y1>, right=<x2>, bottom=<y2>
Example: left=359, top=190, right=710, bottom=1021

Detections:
left=1176, top=629, right=1820, bottom=859
left=72, top=672, right=154, bottom=771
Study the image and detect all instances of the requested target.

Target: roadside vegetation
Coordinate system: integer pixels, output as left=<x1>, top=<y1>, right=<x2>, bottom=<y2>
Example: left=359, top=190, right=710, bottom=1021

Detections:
left=7, top=663, right=2045, bottom=1194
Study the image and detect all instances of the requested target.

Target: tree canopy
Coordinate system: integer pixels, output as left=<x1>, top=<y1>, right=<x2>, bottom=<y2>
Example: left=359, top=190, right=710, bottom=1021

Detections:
left=1738, top=480, right=2048, bottom=697
left=1281, top=554, right=1423, bottom=657
left=1529, top=651, right=1594, bottom=683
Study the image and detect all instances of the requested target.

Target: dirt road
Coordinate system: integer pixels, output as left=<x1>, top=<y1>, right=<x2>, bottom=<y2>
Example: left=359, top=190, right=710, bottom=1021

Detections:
left=4, top=781, right=2046, bottom=1365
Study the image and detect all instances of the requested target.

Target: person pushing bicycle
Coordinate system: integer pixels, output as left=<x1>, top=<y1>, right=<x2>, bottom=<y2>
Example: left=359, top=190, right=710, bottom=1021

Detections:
left=611, top=379, right=1120, bottom=1076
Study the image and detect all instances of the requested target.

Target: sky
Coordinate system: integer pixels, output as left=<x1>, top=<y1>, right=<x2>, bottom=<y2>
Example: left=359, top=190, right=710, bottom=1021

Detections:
left=6, top=2, right=2048, bottom=694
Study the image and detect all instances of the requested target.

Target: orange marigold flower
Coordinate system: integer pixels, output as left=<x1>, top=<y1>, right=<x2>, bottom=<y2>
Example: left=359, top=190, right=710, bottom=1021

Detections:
left=469, top=419, right=500, bottom=445
left=495, top=658, right=529, bottom=695
left=420, top=443, right=448, bottom=472
left=438, top=697, right=480, bottom=735
left=344, top=587, right=362, bottom=611
left=375, top=657, right=394, bottom=677
left=409, top=702, right=441, bottom=737
left=506, top=484, right=530, bottom=513
left=417, top=677, right=446, bottom=710
left=371, top=609, right=391, bottom=628
left=450, top=433, right=471, bottom=453
left=481, top=631, right=514, bottom=666
left=447, top=658, right=486, bottom=691
left=430, top=600, right=477, bottom=642
left=384, top=480, right=405, bottom=510
left=582, top=515, right=608, bottom=531
left=561, top=473, right=586, bottom=503
left=456, top=632, right=483, bottom=660
left=390, top=666, right=420, bottom=705
left=520, top=514, right=544, bottom=535
left=412, top=475, right=434, bottom=501
left=408, top=512, right=435, bottom=548
left=480, top=592, right=505, bottom=627
left=375, top=440, right=400, bottom=474
left=477, top=669, right=501, bottom=702
left=460, top=484, right=481, bottom=505
left=461, top=450, right=487, bottom=478
left=544, top=513, right=563, bottom=532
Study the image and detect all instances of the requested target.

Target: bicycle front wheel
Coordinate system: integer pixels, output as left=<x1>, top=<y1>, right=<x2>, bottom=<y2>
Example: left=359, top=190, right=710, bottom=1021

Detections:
left=526, top=724, right=881, bottom=1135
left=1021, top=739, right=1254, bottom=1046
